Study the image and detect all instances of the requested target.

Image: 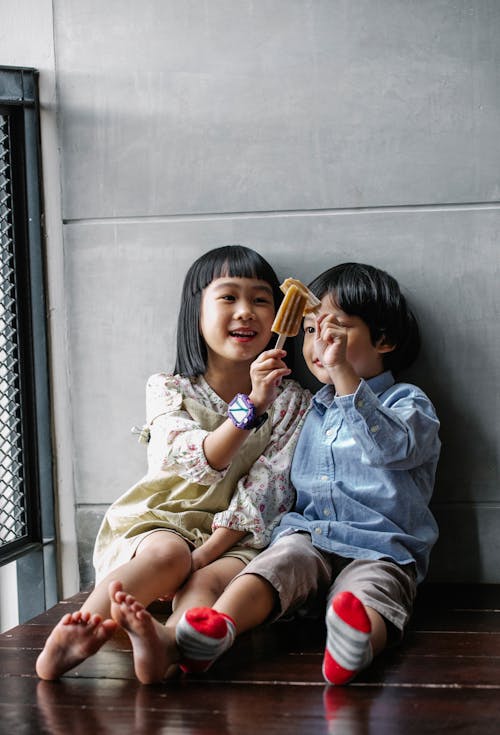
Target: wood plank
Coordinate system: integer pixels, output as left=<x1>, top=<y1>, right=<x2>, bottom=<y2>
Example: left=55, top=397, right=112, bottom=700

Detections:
left=1, top=677, right=500, bottom=735
left=2, top=585, right=500, bottom=735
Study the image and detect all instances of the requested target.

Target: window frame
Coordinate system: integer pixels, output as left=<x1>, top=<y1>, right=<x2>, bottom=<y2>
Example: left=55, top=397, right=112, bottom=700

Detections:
left=0, top=66, right=57, bottom=621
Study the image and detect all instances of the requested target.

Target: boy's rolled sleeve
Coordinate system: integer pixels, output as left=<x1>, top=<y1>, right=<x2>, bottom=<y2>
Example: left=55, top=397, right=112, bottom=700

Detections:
left=336, top=380, right=440, bottom=469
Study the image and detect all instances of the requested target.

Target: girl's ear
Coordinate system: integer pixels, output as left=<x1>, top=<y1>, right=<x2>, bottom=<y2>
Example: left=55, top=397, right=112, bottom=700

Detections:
left=375, top=335, right=396, bottom=355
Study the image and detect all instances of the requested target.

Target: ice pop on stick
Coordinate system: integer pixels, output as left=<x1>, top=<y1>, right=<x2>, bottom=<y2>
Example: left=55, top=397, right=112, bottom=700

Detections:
left=272, top=278, right=321, bottom=349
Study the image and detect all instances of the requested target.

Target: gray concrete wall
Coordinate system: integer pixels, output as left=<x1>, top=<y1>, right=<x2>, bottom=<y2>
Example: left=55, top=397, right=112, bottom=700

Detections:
left=52, top=0, right=500, bottom=585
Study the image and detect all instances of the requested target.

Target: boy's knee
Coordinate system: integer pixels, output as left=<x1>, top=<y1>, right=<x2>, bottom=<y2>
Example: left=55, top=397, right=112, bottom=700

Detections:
left=189, top=566, right=225, bottom=596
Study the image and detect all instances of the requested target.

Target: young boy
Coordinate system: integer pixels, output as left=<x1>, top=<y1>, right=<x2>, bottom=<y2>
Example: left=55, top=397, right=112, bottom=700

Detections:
left=109, top=262, right=440, bottom=685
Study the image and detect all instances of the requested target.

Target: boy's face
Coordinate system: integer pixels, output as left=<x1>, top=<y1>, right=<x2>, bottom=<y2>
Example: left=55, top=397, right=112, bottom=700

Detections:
left=302, top=294, right=391, bottom=385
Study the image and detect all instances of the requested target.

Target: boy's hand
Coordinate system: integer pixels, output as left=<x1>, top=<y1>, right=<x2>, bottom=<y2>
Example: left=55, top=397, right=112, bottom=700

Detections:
left=314, top=314, right=349, bottom=368
left=314, top=314, right=361, bottom=396
left=249, top=348, right=291, bottom=413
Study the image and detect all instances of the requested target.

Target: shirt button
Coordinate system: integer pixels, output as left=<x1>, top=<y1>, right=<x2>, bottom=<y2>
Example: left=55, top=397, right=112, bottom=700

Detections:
left=326, top=428, right=333, bottom=436
left=323, top=508, right=331, bottom=516
left=321, top=475, right=328, bottom=482
left=357, top=399, right=364, bottom=408
left=315, top=527, right=322, bottom=534
left=370, top=424, right=380, bottom=433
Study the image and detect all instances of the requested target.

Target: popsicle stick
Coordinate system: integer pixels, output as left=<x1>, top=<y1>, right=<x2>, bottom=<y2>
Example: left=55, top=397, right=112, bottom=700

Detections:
left=275, top=334, right=287, bottom=349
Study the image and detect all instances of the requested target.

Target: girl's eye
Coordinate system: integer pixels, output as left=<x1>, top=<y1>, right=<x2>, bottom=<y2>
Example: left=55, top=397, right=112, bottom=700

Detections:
left=304, top=325, right=315, bottom=334
left=220, top=294, right=236, bottom=301
left=255, top=297, right=272, bottom=304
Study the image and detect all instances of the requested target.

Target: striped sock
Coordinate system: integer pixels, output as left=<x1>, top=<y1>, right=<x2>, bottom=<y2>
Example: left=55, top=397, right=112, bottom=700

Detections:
left=176, top=607, right=236, bottom=673
left=322, top=591, right=373, bottom=685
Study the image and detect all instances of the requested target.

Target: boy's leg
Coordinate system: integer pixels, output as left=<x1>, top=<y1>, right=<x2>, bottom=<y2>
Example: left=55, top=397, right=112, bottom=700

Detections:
left=322, top=559, right=416, bottom=685
left=322, top=591, right=374, bottom=685
left=176, top=533, right=332, bottom=672
left=166, top=556, right=251, bottom=674
left=168, top=556, right=246, bottom=627
left=175, top=572, right=276, bottom=672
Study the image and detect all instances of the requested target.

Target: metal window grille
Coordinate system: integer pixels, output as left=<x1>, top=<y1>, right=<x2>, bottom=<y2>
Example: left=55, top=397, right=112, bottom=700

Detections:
left=0, top=67, right=56, bottom=620
left=0, top=113, right=27, bottom=551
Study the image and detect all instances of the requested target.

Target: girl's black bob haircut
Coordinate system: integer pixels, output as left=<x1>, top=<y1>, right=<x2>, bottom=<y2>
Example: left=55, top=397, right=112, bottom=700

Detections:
left=308, top=262, right=420, bottom=374
left=174, top=245, right=284, bottom=376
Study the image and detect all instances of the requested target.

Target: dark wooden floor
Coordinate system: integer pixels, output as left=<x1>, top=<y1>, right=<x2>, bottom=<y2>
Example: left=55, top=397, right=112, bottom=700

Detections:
left=1, top=584, right=499, bottom=734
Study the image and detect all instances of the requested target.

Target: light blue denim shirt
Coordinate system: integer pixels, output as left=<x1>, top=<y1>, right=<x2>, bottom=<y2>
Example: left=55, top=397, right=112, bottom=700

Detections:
left=272, top=371, right=440, bottom=583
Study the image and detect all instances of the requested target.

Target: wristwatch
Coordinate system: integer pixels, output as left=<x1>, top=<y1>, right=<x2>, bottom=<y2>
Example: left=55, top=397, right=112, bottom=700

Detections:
left=228, top=394, right=268, bottom=431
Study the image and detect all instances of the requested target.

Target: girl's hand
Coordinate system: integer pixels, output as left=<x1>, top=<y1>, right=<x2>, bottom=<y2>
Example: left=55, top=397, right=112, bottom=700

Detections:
left=248, top=348, right=291, bottom=413
left=190, top=546, right=210, bottom=572
left=314, top=314, right=349, bottom=368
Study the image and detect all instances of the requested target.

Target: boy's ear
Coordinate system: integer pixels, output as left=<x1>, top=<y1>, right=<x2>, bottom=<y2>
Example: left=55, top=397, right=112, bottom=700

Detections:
left=375, top=335, right=396, bottom=354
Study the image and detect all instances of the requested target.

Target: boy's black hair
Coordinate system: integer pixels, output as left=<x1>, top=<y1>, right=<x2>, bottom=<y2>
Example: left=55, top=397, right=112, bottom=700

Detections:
left=174, top=245, right=284, bottom=376
left=308, top=262, right=420, bottom=374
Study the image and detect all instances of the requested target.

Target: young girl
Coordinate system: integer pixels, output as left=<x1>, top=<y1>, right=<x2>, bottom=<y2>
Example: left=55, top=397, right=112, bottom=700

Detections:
left=36, top=245, right=310, bottom=681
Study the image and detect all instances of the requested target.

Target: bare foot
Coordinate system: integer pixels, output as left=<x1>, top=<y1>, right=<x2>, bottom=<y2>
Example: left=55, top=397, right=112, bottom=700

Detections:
left=35, top=610, right=117, bottom=680
left=109, top=580, right=179, bottom=684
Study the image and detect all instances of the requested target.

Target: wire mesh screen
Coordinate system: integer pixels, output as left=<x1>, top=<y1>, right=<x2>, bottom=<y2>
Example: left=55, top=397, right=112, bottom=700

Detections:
left=0, top=113, right=27, bottom=549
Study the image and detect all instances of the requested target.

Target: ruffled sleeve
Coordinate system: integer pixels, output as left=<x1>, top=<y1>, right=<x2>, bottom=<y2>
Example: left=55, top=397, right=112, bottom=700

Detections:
left=212, top=379, right=311, bottom=547
left=145, top=373, right=226, bottom=485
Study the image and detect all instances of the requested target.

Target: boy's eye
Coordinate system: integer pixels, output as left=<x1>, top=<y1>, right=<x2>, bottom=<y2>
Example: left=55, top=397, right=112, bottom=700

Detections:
left=220, top=294, right=236, bottom=301
left=255, top=296, right=272, bottom=304
left=304, top=325, right=315, bottom=334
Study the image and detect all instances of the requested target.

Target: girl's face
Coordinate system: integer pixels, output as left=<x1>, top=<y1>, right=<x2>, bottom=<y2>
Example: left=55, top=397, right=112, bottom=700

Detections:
left=199, top=276, right=276, bottom=368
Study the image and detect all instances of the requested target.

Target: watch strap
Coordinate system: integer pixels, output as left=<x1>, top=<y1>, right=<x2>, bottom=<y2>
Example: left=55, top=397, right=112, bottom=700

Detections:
left=228, top=393, right=268, bottom=430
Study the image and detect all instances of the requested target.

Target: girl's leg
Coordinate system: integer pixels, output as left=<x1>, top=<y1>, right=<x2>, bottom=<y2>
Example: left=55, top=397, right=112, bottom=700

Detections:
left=36, top=531, right=192, bottom=680
left=82, top=531, right=192, bottom=617
left=108, top=557, right=251, bottom=683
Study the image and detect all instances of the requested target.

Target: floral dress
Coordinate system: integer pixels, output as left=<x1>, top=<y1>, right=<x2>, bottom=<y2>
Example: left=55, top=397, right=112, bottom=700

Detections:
left=93, top=373, right=310, bottom=582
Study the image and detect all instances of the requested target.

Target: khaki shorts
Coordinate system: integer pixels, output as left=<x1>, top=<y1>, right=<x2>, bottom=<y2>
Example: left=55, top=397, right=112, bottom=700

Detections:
left=134, top=528, right=259, bottom=566
left=233, top=532, right=417, bottom=639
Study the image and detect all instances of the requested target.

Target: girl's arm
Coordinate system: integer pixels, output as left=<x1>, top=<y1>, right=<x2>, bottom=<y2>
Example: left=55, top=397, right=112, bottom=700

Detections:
left=212, top=380, right=311, bottom=548
left=202, top=348, right=291, bottom=470
left=145, top=351, right=291, bottom=483
left=190, top=528, right=247, bottom=571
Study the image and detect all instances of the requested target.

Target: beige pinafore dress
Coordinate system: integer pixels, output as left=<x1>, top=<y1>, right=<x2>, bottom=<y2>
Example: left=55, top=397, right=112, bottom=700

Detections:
left=93, top=396, right=272, bottom=583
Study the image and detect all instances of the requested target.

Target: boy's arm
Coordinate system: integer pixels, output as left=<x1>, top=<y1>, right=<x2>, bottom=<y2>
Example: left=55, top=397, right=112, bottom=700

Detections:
left=338, top=381, right=441, bottom=469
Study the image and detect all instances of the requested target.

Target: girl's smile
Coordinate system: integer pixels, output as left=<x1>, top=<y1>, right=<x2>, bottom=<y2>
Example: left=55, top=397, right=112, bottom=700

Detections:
left=229, top=328, right=258, bottom=342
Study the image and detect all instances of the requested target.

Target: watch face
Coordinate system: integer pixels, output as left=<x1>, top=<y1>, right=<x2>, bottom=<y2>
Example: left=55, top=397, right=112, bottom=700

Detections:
left=228, top=394, right=255, bottom=429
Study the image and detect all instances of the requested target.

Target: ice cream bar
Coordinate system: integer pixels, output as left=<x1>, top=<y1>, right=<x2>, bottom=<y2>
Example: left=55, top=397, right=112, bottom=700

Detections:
left=272, top=278, right=321, bottom=348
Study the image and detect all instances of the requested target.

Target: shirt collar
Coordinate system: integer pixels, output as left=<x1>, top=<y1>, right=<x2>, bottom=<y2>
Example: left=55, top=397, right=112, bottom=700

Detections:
left=312, top=370, right=395, bottom=413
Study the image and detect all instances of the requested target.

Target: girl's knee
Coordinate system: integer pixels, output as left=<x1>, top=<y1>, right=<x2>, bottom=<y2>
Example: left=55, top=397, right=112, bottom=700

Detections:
left=137, top=532, right=192, bottom=573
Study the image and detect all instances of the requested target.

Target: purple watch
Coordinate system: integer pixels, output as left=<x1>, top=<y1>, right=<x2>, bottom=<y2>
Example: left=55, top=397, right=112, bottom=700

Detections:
left=228, top=394, right=268, bottom=431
